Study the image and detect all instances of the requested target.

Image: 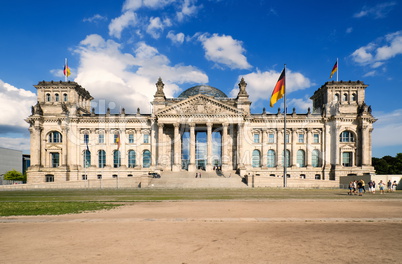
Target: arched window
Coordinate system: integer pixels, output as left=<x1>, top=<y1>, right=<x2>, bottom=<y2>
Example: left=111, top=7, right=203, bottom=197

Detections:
left=63, top=93, right=68, bottom=101
left=55, top=93, right=59, bottom=102
left=312, top=149, right=321, bottom=167
left=343, top=93, right=348, bottom=101
left=334, top=93, right=340, bottom=102
left=143, top=150, right=151, bottom=168
left=340, top=131, right=354, bottom=142
left=83, top=150, right=91, bottom=168
left=98, top=150, right=106, bottom=168
left=282, top=150, right=291, bottom=168
left=296, top=150, right=305, bottom=167
left=252, top=149, right=261, bottom=167
left=113, top=150, right=121, bottom=168
left=48, top=131, right=62, bottom=143
left=46, top=93, right=51, bottom=102
left=352, top=93, right=357, bottom=102
left=128, top=150, right=136, bottom=168
left=267, top=149, right=276, bottom=167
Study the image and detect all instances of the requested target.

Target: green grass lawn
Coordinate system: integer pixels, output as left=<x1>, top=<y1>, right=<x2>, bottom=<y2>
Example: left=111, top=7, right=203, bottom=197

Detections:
left=1, top=188, right=401, bottom=216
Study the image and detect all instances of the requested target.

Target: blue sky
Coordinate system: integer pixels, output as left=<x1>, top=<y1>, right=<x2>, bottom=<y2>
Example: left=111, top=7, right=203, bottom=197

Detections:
left=0, top=0, right=401, bottom=158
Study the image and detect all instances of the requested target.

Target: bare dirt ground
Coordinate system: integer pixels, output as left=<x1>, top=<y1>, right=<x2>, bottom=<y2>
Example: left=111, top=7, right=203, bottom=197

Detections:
left=1, top=200, right=402, bottom=264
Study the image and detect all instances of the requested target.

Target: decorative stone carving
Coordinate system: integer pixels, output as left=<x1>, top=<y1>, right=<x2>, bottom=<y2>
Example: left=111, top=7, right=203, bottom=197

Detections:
left=238, top=77, right=248, bottom=96
left=154, top=77, right=165, bottom=97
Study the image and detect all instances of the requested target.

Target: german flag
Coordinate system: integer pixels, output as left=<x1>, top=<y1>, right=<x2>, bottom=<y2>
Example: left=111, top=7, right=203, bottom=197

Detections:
left=63, top=60, right=71, bottom=77
left=329, top=61, right=338, bottom=79
left=270, top=68, right=285, bottom=107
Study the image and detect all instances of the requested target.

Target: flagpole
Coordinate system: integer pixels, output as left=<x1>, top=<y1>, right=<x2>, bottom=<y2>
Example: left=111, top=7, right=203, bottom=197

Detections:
left=336, top=58, right=339, bottom=82
left=283, top=64, right=287, bottom=188
left=64, top=58, right=67, bottom=82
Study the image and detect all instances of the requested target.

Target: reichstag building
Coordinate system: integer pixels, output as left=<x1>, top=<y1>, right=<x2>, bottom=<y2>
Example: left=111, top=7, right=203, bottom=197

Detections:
left=26, top=78, right=376, bottom=185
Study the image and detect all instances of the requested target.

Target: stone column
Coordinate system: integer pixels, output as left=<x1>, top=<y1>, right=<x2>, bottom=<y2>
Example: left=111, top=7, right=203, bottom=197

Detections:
left=173, top=123, right=181, bottom=171
left=150, top=119, right=157, bottom=169
left=61, top=126, right=68, bottom=167
left=291, top=129, right=297, bottom=167
left=188, top=123, right=196, bottom=171
left=206, top=122, right=213, bottom=171
left=306, top=129, right=312, bottom=167
left=157, top=123, right=164, bottom=167
left=238, top=123, right=244, bottom=168
left=120, top=128, right=126, bottom=168
left=29, top=124, right=42, bottom=167
left=222, top=123, right=229, bottom=170
left=361, top=125, right=368, bottom=166
left=135, top=128, right=141, bottom=168
left=261, top=129, right=267, bottom=167
left=277, top=130, right=283, bottom=168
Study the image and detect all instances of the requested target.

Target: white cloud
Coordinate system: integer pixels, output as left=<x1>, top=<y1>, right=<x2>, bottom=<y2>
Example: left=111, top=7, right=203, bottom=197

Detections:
left=167, top=30, right=185, bottom=44
left=109, top=11, right=137, bottom=38
left=351, top=31, right=402, bottom=70
left=176, top=0, right=200, bottom=22
left=0, top=80, right=36, bottom=128
left=146, top=17, right=172, bottom=39
left=229, top=69, right=312, bottom=105
left=122, top=0, right=176, bottom=11
left=363, top=70, right=377, bottom=77
left=83, top=14, right=107, bottom=23
left=372, top=109, right=402, bottom=147
left=353, top=2, right=396, bottom=19
left=122, top=0, right=143, bottom=11
left=198, top=33, right=252, bottom=70
left=74, top=34, right=208, bottom=113
left=346, top=27, right=353, bottom=34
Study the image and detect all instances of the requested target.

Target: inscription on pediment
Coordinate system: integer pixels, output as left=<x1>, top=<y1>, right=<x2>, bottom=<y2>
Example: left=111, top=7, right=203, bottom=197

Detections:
left=157, top=96, right=243, bottom=116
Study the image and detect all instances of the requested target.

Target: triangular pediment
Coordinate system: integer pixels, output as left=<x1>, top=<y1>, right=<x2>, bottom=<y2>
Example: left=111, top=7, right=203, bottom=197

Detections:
left=156, top=94, right=244, bottom=116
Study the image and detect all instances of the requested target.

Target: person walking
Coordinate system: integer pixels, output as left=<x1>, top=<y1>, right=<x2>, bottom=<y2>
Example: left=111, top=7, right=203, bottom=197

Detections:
left=379, top=180, right=385, bottom=194
left=372, top=181, right=376, bottom=194
left=357, top=180, right=364, bottom=196
left=392, top=181, right=397, bottom=192
left=368, top=180, right=373, bottom=194
left=387, top=180, right=392, bottom=193
left=348, top=181, right=354, bottom=195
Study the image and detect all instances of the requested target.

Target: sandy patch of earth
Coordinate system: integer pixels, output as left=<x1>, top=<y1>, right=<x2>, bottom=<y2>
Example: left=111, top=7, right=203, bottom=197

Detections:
left=1, top=200, right=401, bottom=264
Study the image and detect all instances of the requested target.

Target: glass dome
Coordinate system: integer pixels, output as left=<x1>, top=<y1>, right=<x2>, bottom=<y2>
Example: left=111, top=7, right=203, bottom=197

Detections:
left=178, top=85, right=228, bottom=98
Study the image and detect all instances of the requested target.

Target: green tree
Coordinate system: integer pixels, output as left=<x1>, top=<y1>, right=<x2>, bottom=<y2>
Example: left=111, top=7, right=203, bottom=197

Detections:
left=372, top=153, right=402, bottom=174
left=4, top=170, right=26, bottom=182
left=372, top=157, right=389, bottom=174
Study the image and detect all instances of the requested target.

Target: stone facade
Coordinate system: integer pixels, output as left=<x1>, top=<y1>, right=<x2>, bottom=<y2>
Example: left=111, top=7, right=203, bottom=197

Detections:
left=25, top=78, right=376, bottom=184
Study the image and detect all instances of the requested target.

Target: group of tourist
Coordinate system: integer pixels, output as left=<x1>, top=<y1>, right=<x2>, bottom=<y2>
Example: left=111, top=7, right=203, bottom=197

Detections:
left=348, top=179, right=398, bottom=196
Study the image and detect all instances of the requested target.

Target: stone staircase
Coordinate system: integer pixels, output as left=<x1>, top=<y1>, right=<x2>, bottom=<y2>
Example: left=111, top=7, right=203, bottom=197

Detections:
left=148, top=170, right=248, bottom=189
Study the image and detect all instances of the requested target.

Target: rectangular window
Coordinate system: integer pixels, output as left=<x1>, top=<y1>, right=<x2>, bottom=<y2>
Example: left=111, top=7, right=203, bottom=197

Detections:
left=342, top=152, right=353, bottom=167
left=84, top=134, right=89, bottom=144
left=298, top=134, right=304, bottom=143
left=313, top=134, right=319, bottom=143
left=82, top=174, right=87, bottom=180
left=268, top=133, right=275, bottom=143
left=253, top=133, right=260, bottom=143
left=51, top=152, right=59, bottom=168
left=98, top=134, right=105, bottom=144
left=45, top=175, right=54, bottom=182
left=98, top=151, right=106, bottom=168
left=143, top=134, right=149, bottom=144
left=129, top=134, right=134, bottom=143
left=285, top=134, right=289, bottom=144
